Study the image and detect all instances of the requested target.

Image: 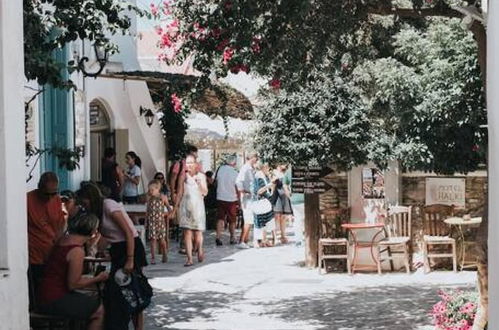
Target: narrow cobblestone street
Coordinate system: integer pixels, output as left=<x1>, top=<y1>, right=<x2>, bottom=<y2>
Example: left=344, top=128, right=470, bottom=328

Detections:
left=143, top=216, right=476, bottom=330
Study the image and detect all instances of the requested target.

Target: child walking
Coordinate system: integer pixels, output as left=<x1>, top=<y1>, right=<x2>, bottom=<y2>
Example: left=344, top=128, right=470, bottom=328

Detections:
left=146, top=179, right=170, bottom=264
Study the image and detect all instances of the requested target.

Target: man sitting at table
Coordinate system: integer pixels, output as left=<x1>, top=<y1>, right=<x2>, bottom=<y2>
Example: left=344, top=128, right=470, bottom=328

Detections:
left=27, top=172, right=67, bottom=304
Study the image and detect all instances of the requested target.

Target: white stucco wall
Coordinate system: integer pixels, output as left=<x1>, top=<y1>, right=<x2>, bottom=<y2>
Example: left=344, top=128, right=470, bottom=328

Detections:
left=86, top=77, right=167, bottom=185
left=487, top=0, right=498, bottom=326
left=0, top=0, right=30, bottom=328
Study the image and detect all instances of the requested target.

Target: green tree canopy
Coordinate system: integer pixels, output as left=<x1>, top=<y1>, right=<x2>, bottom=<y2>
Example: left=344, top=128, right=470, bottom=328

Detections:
left=353, top=19, right=486, bottom=174
left=254, top=77, right=375, bottom=169
left=24, top=0, right=145, bottom=88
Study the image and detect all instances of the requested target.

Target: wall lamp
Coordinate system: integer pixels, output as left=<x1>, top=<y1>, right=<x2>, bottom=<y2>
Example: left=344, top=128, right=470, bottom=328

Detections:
left=78, top=43, right=108, bottom=78
left=139, top=106, right=155, bottom=127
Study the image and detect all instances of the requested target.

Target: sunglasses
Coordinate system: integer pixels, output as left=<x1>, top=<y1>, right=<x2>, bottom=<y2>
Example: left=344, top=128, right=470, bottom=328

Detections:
left=43, top=191, right=59, bottom=196
left=155, top=177, right=165, bottom=180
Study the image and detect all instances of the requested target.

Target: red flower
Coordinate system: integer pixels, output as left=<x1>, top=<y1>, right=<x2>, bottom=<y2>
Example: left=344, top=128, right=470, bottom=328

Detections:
left=472, top=144, right=480, bottom=152
left=269, top=78, right=281, bottom=89
left=160, top=33, right=173, bottom=48
left=216, top=39, right=230, bottom=51
left=239, top=64, right=249, bottom=73
left=171, top=93, right=182, bottom=113
left=223, top=47, right=234, bottom=64
left=211, top=28, right=222, bottom=39
left=251, top=37, right=261, bottom=54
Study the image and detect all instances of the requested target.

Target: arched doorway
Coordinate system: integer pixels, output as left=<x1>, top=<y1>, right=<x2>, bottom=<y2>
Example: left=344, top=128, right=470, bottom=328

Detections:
left=89, top=99, right=113, bottom=182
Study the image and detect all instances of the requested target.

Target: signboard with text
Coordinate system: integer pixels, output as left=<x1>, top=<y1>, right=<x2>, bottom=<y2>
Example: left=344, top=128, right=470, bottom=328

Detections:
left=425, top=177, right=465, bottom=209
left=292, top=166, right=333, bottom=194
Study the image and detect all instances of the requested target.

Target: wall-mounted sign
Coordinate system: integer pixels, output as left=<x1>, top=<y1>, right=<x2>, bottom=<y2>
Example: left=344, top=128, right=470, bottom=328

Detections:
left=425, top=177, right=465, bottom=209
left=292, top=166, right=333, bottom=194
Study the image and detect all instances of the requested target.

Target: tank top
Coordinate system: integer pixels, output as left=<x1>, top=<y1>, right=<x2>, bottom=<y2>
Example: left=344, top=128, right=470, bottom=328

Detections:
left=38, top=244, right=82, bottom=305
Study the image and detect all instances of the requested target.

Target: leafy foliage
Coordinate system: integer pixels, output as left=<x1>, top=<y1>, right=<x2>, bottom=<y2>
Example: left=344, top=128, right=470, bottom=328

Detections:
left=353, top=19, right=486, bottom=174
left=154, top=1, right=484, bottom=174
left=155, top=0, right=464, bottom=89
left=24, top=0, right=146, bottom=88
left=254, top=76, right=374, bottom=169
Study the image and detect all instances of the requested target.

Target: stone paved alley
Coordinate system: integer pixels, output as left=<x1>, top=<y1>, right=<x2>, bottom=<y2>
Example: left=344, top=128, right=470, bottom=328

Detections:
left=143, top=207, right=476, bottom=330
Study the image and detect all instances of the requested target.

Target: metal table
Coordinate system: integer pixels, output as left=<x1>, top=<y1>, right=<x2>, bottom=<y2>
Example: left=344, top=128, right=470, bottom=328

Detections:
left=444, top=216, right=482, bottom=270
left=341, top=223, right=385, bottom=274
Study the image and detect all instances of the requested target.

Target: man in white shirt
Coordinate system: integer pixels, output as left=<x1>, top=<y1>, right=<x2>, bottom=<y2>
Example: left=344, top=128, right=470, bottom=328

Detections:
left=215, top=155, right=239, bottom=246
left=235, top=151, right=259, bottom=249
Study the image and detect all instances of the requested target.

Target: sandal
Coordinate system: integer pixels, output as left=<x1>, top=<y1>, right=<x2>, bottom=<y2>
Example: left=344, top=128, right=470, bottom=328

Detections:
left=150, top=258, right=156, bottom=265
left=280, top=237, right=289, bottom=244
left=162, top=255, right=168, bottom=263
left=184, top=261, right=193, bottom=267
left=265, top=241, right=274, bottom=247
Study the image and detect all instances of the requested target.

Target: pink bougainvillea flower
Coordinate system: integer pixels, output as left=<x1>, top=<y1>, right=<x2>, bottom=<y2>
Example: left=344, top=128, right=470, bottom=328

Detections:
left=154, top=26, right=163, bottom=35
left=472, top=144, right=480, bottom=152
left=150, top=3, right=158, bottom=16
left=211, top=28, right=222, bottom=39
left=216, top=39, right=230, bottom=51
left=160, top=33, right=173, bottom=48
left=170, top=20, right=179, bottom=29
left=223, top=47, right=234, bottom=64
left=251, top=37, right=261, bottom=54
left=269, top=78, right=281, bottom=89
left=171, top=93, right=182, bottom=113
left=239, top=64, right=249, bottom=73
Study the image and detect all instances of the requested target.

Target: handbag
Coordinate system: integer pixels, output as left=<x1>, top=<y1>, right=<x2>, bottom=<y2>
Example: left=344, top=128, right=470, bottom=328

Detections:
left=118, top=271, right=153, bottom=314
left=249, top=198, right=273, bottom=215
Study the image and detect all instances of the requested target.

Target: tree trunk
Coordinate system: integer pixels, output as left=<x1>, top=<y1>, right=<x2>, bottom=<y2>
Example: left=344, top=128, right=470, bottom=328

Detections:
left=304, top=193, right=320, bottom=268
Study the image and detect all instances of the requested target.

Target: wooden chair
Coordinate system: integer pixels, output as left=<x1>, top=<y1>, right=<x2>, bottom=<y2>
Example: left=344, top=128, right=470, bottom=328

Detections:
left=422, top=204, right=457, bottom=273
left=29, top=269, right=87, bottom=330
left=377, top=206, right=412, bottom=273
left=318, top=209, right=350, bottom=274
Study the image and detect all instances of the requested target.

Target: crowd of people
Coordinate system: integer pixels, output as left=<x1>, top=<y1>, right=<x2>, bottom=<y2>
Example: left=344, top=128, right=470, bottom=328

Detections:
left=26, top=145, right=295, bottom=329
left=212, top=152, right=295, bottom=249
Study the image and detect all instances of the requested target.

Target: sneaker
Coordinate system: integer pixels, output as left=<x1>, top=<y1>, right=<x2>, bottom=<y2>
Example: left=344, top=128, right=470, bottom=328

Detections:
left=229, top=238, right=237, bottom=245
left=215, top=238, right=223, bottom=246
left=236, top=242, right=249, bottom=249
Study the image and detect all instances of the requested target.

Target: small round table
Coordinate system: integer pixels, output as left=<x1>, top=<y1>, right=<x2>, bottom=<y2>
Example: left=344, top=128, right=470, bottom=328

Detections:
left=444, top=217, right=482, bottom=270
left=341, top=223, right=385, bottom=274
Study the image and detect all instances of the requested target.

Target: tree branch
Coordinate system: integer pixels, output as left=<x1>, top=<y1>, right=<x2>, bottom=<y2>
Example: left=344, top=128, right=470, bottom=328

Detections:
left=368, top=6, right=462, bottom=19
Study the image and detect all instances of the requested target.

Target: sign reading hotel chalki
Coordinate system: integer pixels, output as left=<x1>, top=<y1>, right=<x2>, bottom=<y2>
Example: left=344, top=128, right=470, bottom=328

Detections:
left=425, top=177, right=466, bottom=208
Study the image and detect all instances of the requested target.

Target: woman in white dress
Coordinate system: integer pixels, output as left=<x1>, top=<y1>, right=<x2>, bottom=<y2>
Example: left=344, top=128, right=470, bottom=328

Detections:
left=179, top=154, right=208, bottom=266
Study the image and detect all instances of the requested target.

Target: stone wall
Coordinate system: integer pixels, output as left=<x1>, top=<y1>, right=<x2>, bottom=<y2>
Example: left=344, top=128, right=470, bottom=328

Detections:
left=402, top=175, right=487, bottom=247
left=319, top=175, right=349, bottom=237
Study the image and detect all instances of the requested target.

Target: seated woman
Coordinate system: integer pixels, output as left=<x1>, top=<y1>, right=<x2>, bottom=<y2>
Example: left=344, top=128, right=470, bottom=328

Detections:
left=38, top=213, right=108, bottom=330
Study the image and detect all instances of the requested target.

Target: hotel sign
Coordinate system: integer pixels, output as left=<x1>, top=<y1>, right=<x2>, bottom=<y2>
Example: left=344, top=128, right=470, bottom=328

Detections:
left=425, top=177, right=465, bottom=209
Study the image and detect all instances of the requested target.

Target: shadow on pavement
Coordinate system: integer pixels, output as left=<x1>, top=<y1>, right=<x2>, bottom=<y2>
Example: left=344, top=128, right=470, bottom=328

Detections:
left=143, top=230, right=257, bottom=279
left=258, top=284, right=474, bottom=330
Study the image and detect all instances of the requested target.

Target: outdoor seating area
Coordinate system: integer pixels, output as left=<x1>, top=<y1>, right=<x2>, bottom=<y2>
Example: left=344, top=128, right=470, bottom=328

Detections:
left=318, top=204, right=482, bottom=275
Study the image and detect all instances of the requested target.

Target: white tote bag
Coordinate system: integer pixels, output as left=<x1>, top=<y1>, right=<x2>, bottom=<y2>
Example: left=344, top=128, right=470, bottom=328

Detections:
left=249, top=198, right=273, bottom=215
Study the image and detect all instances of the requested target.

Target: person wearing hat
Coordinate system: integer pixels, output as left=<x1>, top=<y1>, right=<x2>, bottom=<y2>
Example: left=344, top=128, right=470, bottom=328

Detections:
left=37, top=213, right=108, bottom=330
